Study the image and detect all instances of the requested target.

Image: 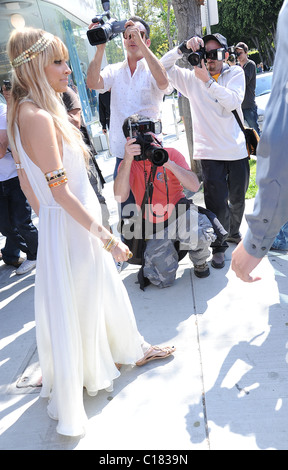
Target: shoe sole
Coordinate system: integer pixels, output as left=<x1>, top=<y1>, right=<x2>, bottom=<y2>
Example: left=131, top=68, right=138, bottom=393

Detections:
left=194, top=269, right=210, bottom=278
left=211, top=260, right=225, bottom=269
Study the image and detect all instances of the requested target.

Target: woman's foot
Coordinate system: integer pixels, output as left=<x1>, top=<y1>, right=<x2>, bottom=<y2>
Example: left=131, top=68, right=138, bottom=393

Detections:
left=136, top=345, right=176, bottom=366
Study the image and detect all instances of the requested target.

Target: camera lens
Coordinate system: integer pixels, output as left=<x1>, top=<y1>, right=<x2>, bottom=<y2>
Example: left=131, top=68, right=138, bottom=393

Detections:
left=87, top=23, right=112, bottom=45
left=150, top=148, right=169, bottom=167
left=188, top=52, right=201, bottom=67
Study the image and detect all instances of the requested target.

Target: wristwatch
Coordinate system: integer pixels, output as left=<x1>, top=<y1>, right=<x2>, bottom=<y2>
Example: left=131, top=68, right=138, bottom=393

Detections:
left=205, top=78, right=215, bottom=88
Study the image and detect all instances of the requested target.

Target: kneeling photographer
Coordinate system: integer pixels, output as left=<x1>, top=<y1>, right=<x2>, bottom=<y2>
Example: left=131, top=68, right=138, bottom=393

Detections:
left=114, top=114, right=226, bottom=289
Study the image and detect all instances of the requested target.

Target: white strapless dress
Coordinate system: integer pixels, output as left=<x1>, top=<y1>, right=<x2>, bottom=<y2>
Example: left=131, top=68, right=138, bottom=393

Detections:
left=15, top=125, right=144, bottom=437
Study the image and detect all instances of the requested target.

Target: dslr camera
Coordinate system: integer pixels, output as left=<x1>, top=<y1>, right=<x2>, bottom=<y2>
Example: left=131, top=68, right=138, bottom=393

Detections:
left=128, top=118, right=168, bottom=167
left=188, top=46, right=226, bottom=67
left=87, top=0, right=126, bottom=46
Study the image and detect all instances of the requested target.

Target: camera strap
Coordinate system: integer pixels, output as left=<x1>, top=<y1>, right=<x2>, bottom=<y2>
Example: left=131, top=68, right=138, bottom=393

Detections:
left=143, top=162, right=169, bottom=221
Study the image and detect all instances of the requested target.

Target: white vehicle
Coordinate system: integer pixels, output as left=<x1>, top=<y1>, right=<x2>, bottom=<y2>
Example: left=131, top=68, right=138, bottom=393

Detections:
left=255, top=71, right=273, bottom=131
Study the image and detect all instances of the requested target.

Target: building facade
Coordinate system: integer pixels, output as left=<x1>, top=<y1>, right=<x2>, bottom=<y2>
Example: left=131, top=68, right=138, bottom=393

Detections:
left=0, top=0, right=130, bottom=149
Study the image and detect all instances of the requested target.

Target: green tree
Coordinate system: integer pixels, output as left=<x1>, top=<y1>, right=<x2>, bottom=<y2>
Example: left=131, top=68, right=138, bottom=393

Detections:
left=134, top=0, right=178, bottom=57
left=213, top=0, right=283, bottom=67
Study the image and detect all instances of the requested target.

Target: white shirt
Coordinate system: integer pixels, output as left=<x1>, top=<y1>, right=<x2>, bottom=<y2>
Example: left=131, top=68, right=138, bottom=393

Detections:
left=99, top=58, right=172, bottom=159
left=161, top=48, right=247, bottom=161
left=0, top=103, right=17, bottom=181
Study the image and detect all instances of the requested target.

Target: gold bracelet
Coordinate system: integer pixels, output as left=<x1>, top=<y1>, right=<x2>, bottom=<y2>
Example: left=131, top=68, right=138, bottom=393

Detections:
left=104, top=237, right=118, bottom=252
left=103, top=236, right=119, bottom=252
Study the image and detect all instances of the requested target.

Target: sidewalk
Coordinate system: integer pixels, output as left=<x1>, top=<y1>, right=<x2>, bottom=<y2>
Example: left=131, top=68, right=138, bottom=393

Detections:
left=1, top=98, right=288, bottom=450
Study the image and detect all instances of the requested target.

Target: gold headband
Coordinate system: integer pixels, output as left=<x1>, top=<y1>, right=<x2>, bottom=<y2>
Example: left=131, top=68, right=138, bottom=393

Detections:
left=11, top=34, right=53, bottom=68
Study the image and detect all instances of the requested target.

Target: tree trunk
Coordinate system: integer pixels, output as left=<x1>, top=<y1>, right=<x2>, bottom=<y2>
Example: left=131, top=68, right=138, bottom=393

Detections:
left=171, top=0, right=202, bottom=176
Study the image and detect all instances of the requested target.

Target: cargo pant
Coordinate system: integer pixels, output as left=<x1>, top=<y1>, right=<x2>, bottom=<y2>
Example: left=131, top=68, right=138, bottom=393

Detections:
left=143, top=206, right=216, bottom=288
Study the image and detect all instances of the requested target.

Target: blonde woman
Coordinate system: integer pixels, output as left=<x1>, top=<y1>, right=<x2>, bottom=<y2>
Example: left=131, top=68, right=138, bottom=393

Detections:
left=7, top=27, right=175, bottom=437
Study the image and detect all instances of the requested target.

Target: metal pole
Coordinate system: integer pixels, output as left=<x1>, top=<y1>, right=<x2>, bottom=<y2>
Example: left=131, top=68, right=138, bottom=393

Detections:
left=128, top=0, right=135, bottom=16
left=205, top=0, right=211, bottom=34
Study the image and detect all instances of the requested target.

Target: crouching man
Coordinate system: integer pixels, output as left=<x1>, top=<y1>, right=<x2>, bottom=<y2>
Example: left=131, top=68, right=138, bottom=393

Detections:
left=114, top=114, right=226, bottom=288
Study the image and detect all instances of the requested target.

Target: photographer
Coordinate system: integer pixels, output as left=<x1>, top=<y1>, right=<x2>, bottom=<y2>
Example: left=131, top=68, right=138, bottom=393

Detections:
left=114, top=114, right=218, bottom=288
left=86, top=16, right=172, bottom=195
left=161, top=33, right=249, bottom=269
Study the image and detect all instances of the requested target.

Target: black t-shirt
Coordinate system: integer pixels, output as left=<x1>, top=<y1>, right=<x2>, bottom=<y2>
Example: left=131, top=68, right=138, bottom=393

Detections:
left=242, top=60, right=257, bottom=109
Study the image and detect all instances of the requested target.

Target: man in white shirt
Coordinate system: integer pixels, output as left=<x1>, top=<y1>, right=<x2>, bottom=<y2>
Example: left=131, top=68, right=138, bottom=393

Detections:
left=87, top=16, right=172, bottom=215
left=0, top=102, right=38, bottom=274
left=161, top=33, right=249, bottom=269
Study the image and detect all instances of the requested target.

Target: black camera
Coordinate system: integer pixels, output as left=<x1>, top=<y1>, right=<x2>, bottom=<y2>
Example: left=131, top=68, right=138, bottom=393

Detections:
left=3, top=80, right=11, bottom=90
left=128, top=118, right=168, bottom=167
left=187, top=46, right=206, bottom=67
left=187, top=46, right=226, bottom=67
left=87, top=0, right=126, bottom=46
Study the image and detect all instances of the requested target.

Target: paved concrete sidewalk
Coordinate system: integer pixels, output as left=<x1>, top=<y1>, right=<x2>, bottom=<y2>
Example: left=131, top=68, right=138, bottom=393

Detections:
left=1, top=98, right=288, bottom=450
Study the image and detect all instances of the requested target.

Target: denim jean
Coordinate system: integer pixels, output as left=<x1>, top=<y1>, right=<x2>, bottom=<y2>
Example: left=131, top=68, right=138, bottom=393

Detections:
left=0, top=177, right=38, bottom=262
left=1, top=237, right=20, bottom=263
left=271, top=221, right=288, bottom=250
left=243, top=106, right=261, bottom=135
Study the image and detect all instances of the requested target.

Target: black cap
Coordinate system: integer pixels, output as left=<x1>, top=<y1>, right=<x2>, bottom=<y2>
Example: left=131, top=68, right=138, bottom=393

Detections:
left=203, top=33, right=228, bottom=51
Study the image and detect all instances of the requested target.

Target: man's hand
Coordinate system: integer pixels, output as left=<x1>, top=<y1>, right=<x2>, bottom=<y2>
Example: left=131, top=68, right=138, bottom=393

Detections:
left=194, top=60, right=210, bottom=82
left=231, top=241, right=262, bottom=283
left=186, top=36, right=204, bottom=52
left=124, top=137, right=141, bottom=162
left=88, top=22, right=106, bottom=52
left=124, top=20, right=146, bottom=48
left=184, top=37, right=210, bottom=83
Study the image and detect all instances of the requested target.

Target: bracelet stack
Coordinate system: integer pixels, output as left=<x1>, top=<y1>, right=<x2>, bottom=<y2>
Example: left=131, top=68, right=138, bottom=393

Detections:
left=103, top=236, right=119, bottom=252
left=45, top=168, right=68, bottom=188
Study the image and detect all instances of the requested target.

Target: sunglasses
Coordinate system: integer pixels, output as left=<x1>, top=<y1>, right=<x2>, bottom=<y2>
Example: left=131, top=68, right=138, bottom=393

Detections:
left=123, top=30, right=147, bottom=40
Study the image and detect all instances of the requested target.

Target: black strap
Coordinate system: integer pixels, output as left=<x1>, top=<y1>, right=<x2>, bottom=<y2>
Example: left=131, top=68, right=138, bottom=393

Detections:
left=232, top=109, right=246, bottom=135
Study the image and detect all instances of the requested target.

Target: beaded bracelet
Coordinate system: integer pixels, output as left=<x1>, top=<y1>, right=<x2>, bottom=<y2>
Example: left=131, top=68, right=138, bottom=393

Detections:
left=45, top=168, right=66, bottom=182
left=48, top=176, right=68, bottom=188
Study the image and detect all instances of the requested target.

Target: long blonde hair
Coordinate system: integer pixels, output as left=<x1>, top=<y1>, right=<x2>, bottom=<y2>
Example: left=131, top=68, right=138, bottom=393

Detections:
left=6, top=27, right=90, bottom=163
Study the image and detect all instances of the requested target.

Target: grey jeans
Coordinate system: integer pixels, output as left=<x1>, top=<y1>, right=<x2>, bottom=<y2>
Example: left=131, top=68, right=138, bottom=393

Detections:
left=143, top=207, right=215, bottom=288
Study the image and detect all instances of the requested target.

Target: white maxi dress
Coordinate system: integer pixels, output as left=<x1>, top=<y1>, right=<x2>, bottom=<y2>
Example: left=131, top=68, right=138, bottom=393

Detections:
left=15, top=124, right=144, bottom=437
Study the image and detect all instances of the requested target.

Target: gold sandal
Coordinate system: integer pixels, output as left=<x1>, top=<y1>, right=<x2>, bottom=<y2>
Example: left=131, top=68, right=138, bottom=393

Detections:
left=136, top=345, right=176, bottom=367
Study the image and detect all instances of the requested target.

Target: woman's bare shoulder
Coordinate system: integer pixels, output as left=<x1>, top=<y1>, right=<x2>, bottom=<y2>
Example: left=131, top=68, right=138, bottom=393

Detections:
left=18, top=102, right=53, bottom=134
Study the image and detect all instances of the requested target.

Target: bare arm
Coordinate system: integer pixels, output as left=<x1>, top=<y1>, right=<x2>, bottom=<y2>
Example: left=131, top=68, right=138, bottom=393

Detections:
left=67, top=108, right=81, bottom=129
left=126, top=22, right=169, bottom=90
left=114, top=138, right=140, bottom=202
left=163, top=159, right=200, bottom=193
left=18, top=104, right=130, bottom=261
left=86, top=39, right=106, bottom=90
left=0, top=129, right=9, bottom=159
left=139, top=43, right=169, bottom=90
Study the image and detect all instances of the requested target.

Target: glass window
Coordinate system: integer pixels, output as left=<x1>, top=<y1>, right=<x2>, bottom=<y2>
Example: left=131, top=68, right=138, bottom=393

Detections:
left=0, top=0, right=131, bottom=148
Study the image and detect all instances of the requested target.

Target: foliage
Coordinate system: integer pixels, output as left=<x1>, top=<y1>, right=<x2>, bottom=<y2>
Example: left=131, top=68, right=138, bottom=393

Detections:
left=213, top=0, right=283, bottom=67
left=246, top=159, right=258, bottom=199
left=133, top=0, right=178, bottom=57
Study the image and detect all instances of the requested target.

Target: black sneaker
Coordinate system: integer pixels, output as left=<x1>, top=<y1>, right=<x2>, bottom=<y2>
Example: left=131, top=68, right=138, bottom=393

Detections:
left=194, top=262, right=210, bottom=278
